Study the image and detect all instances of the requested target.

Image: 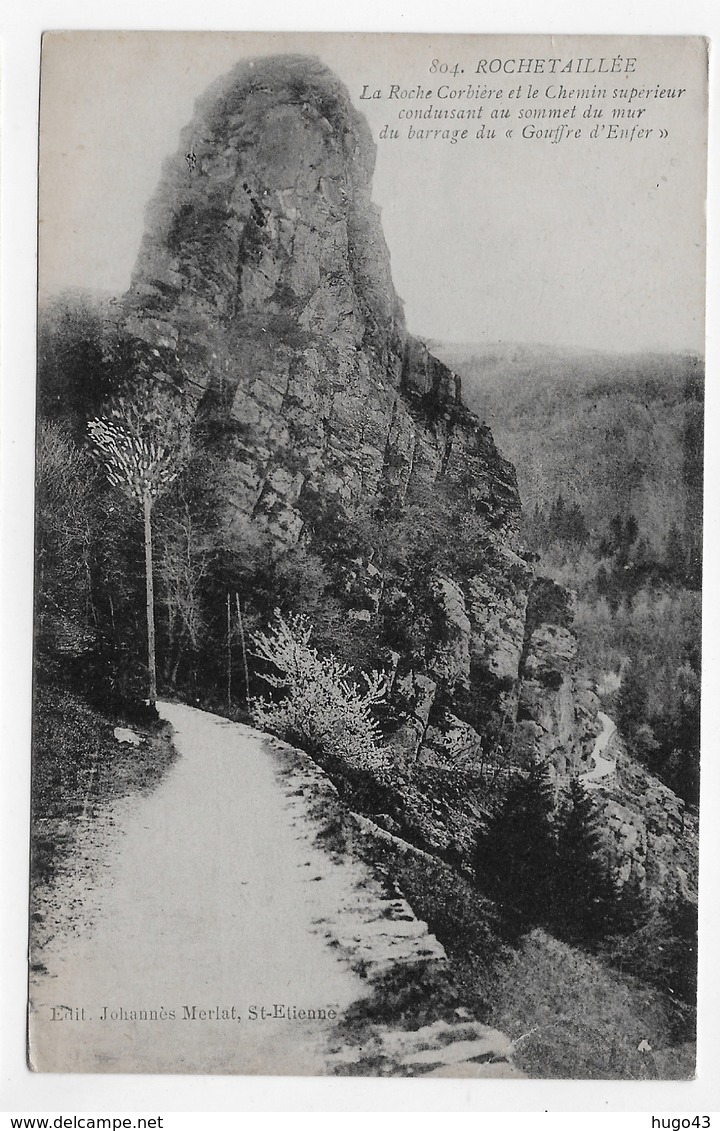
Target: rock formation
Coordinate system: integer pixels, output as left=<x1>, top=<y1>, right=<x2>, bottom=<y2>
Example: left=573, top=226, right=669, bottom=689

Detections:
left=121, top=54, right=694, bottom=898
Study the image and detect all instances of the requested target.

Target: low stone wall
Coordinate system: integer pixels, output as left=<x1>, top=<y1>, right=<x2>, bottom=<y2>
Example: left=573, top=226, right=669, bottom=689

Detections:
left=262, top=731, right=525, bottom=1076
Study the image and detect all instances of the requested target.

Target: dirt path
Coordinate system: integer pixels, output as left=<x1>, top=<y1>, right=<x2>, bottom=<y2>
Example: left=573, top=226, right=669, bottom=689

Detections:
left=580, top=711, right=617, bottom=786
left=29, top=702, right=522, bottom=1076
left=29, top=703, right=383, bottom=1073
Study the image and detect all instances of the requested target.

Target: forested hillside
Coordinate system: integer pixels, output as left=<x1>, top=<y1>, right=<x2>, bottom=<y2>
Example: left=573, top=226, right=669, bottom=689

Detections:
left=432, top=342, right=703, bottom=807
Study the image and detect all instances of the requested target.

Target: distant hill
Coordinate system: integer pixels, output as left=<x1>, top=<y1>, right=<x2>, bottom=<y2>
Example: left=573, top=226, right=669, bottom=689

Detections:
left=426, top=342, right=702, bottom=808
left=428, top=341, right=703, bottom=561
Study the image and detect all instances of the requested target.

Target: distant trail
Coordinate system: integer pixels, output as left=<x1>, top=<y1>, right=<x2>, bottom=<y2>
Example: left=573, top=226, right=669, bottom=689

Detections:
left=581, top=711, right=617, bottom=786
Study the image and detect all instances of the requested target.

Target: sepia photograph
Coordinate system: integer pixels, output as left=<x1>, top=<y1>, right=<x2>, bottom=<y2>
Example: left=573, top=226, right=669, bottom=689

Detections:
left=25, top=29, right=707, bottom=1083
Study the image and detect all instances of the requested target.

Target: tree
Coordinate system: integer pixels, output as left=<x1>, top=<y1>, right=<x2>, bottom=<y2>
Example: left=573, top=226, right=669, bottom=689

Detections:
left=251, top=609, right=388, bottom=778
left=88, top=382, right=189, bottom=705
left=553, top=778, right=617, bottom=942
left=657, top=660, right=701, bottom=806
left=35, top=422, right=96, bottom=657
left=475, top=759, right=558, bottom=925
left=625, top=513, right=639, bottom=547
left=664, top=523, right=687, bottom=586
left=37, top=293, right=119, bottom=437
left=154, top=500, right=214, bottom=688
left=595, top=563, right=610, bottom=598
left=616, top=661, right=650, bottom=755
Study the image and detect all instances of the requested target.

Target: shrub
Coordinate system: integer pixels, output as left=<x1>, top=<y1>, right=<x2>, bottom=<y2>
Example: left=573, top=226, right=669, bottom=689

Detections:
left=251, top=610, right=389, bottom=780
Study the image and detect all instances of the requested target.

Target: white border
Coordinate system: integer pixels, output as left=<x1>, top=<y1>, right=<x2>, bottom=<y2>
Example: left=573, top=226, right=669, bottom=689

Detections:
left=2, top=0, right=718, bottom=1116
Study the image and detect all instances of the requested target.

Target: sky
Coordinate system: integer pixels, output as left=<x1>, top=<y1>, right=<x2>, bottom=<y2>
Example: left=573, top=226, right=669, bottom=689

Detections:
left=38, top=31, right=708, bottom=354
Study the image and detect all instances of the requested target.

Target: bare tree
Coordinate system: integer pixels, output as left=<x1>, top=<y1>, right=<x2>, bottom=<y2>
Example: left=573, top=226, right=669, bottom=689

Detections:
left=36, top=421, right=96, bottom=650
left=156, top=502, right=213, bottom=688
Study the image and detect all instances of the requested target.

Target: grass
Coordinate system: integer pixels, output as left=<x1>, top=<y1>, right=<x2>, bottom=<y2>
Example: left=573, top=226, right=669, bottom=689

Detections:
left=296, top=774, right=696, bottom=1080
left=31, top=684, right=177, bottom=889
left=487, top=930, right=695, bottom=1079
left=266, top=725, right=696, bottom=1079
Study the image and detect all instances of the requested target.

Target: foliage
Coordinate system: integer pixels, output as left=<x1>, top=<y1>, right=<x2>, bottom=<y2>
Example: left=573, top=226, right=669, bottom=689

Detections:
left=476, top=766, right=627, bottom=945
left=37, top=293, right=120, bottom=436
left=354, top=816, right=691, bottom=1080
left=87, top=382, right=190, bottom=507
left=440, top=342, right=703, bottom=808
left=31, top=685, right=176, bottom=889
left=524, top=519, right=701, bottom=806
left=615, top=639, right=700, bottom=807
left=489, top=929, right=693, bottom=1080
left=33, top=302, right=699, bottom=1071
left=38, top=291, right=193, bottom=440
left=442, top=342, right=703, bottom=562
left=36, top=294, right=209, bottom=705
left=153, top=499, right=216, bottom=685
left=35, top=422, right=96, bottom=641
left=86, top=382, right=192, bottom=703
left=553, top=778, right=618, bottom=942
left=598, top=887, right=698, bottom=1024
left=475, top=759, right=559, bottom=926
left=526, top=493, right=590, bottom=550
left=473, top=764, right=696, bottom=1015
left=251, top=610, right=389, bottom=778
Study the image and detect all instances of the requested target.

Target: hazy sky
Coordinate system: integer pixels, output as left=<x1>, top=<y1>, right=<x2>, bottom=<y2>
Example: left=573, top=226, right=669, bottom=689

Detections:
left=39, top=31, right=707, bottom=353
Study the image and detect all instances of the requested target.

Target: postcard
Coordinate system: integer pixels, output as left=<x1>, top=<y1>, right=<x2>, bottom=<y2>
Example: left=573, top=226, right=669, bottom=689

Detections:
left=28, top=31, right=707, bottom=1078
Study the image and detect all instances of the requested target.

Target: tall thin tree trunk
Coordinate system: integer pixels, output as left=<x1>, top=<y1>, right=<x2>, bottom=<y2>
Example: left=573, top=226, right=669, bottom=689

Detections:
left=170, top=644, right=184, bottom=689
left=108, top=591, right=117, bottom=643
left=143, top=493, right=157, bottom=706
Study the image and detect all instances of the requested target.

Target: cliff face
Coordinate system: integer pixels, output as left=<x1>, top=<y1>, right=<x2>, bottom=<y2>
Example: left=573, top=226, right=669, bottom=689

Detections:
left=122, top=55, right=607, bottom=853
left=126, top=56, right=520, bottom=543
